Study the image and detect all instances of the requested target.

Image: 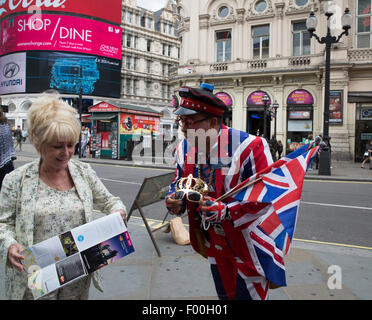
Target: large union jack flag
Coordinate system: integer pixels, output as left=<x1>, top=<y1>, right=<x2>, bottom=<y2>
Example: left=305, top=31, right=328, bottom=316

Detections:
left=230, top=142, right=319, bottom=286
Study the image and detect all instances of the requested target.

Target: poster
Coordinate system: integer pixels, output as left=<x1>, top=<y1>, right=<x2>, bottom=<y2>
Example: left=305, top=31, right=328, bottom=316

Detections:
left=0, top=52, right=26, bottom=94
left=329, top=90, right=343, bottom=124
left=21, top=212, right=134, bottom=299
left=247, top=91, right=271, bottom=106
left=0, top=14, right=122, bottom=59
left=287, top=89, right=314, bottom=105
left=120, top=113, right=160, bottom=135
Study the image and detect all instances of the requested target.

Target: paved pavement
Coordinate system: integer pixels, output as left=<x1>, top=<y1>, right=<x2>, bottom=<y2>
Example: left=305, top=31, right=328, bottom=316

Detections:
left=1, top=142, right=371, bottom=300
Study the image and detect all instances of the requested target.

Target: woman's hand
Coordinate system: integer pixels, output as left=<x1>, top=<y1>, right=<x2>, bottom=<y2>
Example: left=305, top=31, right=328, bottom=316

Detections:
left=7, top=243, right=25, bottom=273
left=112, top=209, right=127, bottom=226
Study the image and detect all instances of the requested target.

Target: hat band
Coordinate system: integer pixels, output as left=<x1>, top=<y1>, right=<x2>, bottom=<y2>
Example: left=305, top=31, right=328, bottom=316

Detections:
left=180, top=98, right=225, bottom=116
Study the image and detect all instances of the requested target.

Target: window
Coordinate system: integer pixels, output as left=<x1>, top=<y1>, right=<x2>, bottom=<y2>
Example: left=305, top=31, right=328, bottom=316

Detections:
left=141, top=15, right=145, bottom=27
left=126, top=34, right=132, bottom=47
left=126, top=56, right=131, bottom=69
left=146, top=60, right=151, bottom=73
left=146, top=81, right=151, bottom=96
left=357, top=0, right=372, bottom=48
left=295, top=0, right=308, bottom=6
left=292, top=21, right=311, bottom=56
left=125, top=79, right=131, bottom=94
left=134, top=36, right=138, bottom=48
left=255, top=0, right=267, bottom=13
left=168, top=45, right=171, bottom=56
left=218, top=6, right=229, bottom=18
left=127, top=11, right=132, bottom=23
left=147, top=39, right=152, bottom=52
left=252, top=25, right=269, bottom=58
left=133, top=80, right=138, bottom=95
left=161, top=84, right=166, bottom=98
left=216, top=30, right=232, bottom=62
left=133, top=57, right=137, bottom=71
left=162, top=63, right=166, bottom=76
left=147, top=17, right=152, bottom=29
left=162, top=43, right=166, bottom=55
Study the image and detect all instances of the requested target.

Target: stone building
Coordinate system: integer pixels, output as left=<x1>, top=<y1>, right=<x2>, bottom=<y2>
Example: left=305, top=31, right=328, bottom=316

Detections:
left=171, top=0, right=372, bottom=161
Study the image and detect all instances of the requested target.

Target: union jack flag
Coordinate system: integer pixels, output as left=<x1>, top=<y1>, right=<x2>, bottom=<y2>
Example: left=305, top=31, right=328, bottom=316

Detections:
left=230, top=143, right=319, bottom=286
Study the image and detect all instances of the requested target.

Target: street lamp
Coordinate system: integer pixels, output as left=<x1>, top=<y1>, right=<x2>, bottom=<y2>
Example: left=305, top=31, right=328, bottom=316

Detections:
left=306, top=3, right=351, bottom=175
left=272, top=100, right=279, bottom=140
left=262, top=93, right=270, bottom=138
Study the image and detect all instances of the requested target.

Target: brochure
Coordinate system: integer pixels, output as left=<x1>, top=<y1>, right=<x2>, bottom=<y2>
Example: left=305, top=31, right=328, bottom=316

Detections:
left=21, top=212, right=134, bottom=299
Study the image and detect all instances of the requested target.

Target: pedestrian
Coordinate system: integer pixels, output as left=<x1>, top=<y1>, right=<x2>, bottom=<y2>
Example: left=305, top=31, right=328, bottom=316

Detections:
left=305, top=134, right=314, bottom=170
left=165, top=83, right=274, bottom=300
left=361, top=140, right=372, bottom=169
left=0, top=110, right=16, bottom=190
left=14, top=125, right=23, bottom=151
left=314, top=135, right=322, bottom=169
left=0, top=93, right=127, bottom=300
left=21, top=128, right=28, bottom=142
left=269, top=135, right=278, bottom=161
left=81, top=126, right=90, bottom=157
left=277, top=140, right=283, bottom=159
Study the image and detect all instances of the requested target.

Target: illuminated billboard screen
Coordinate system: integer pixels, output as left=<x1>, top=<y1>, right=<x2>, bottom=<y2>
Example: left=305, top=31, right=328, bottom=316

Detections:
left=26, top=51, right=121, bottom=98
left=0, top=0, right=122, bottom=24
left=0, top=14, right=122, bottom=59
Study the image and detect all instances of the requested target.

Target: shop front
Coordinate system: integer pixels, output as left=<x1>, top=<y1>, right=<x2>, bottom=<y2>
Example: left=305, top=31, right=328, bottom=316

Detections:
left=216, top=91, right=233, bottom=127
left=246, top=90, right=271, bottom=137
left=286, top=89, right=314, bottom=153
left=349, top=92, right=372, bottom=162
left=88, top=101, right=162, bottom=159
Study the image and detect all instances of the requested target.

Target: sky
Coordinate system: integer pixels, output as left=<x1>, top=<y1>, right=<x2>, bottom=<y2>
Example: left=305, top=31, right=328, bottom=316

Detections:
left=136, top=0, right=172, bottom=11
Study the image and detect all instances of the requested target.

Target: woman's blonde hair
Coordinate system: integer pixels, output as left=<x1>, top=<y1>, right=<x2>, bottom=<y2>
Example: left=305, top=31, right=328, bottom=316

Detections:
left=27, top=93, right=81, bottom=151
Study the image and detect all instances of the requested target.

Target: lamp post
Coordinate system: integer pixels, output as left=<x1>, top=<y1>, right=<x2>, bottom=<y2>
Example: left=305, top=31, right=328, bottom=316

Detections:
left=262, top=93, right=270, bottom=138
left=272, top=100, right=279, bottom=140
left=306, top=2, right=351, bottom=175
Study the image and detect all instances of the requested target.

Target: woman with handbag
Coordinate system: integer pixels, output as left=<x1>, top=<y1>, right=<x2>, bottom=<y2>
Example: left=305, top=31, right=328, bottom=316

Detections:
left=0, top=93, right=127, bottom=300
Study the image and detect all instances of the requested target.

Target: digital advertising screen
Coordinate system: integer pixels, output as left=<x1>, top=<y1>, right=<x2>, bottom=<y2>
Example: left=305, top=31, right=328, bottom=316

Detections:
left=26, top=51, right=121, bottom=98
left=0, top=0, right=122, bottom=24
left=0, top=14, right=122, bottom=59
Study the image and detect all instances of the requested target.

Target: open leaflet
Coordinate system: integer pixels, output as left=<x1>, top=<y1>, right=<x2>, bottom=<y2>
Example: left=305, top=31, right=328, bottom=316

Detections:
left=21, top=212, right=134, bottom=299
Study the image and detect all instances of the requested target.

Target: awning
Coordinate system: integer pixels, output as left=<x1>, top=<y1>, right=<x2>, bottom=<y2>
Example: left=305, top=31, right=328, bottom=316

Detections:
left=348, top=92, right=372, bottom=103
left=89, top=114, right=117, bottom=120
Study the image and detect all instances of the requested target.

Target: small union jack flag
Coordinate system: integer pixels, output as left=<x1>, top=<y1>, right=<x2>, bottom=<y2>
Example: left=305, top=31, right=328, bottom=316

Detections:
left=231, top=143, right=319, bottom=286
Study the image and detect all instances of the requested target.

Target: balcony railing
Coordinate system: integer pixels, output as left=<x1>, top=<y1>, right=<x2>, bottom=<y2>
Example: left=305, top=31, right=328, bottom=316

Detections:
left=210, top=63, right=228, bottom=72
left=348, top=48, right=372, bottom=62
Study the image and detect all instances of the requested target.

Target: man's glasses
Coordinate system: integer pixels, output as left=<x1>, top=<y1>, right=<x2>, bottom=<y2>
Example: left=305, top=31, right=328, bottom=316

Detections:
left=175, top=116, right=210, bottom=127
left=174, top=189, right=203, bottom=203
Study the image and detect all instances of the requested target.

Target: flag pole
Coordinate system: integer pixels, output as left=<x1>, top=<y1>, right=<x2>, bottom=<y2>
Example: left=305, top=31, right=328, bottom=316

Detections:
left=215, top=177, right=262, bottom=202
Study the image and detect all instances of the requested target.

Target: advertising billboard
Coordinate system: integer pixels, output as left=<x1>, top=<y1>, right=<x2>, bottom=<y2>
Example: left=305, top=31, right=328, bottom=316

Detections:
left=287, top=89, right=314, bottom=105
left=26, top=51, right=121, bottom=98
left=0, top=52, right=26, bottom=94
left=0, top=14, right=122, bottom=59
left=247, top=91, right=271, bottom=106
left=0, top=0, right=122, bottom=25
left=120, top=113, right=160, bottom=135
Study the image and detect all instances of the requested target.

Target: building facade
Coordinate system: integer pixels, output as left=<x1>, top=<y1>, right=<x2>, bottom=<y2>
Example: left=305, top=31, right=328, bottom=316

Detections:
left=122, top=0, right=180, bottom=136
left=171, top=0, right=372, bottom=161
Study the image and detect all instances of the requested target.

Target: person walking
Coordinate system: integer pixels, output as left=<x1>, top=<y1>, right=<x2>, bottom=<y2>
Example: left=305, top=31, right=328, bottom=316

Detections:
left=165, top=83, right=274, bottom=300
left=14, top=125, right=23, bottom=151
left=0, top=93, right=127, bottom=300
left=0, top=110, right=16, bottom=190
left=277, top=140, right=283, bottom=159
left=361, top=140, right=372, bottom=169
left=81, top=127, right=90, bottom=158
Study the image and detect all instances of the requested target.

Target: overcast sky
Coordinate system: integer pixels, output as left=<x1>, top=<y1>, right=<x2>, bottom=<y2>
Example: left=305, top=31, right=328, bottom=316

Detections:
left=136, top=0, right=171, bottom=11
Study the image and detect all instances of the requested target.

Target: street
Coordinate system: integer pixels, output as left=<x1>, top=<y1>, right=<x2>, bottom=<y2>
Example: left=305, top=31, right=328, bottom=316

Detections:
left=14, top=156, right=372, bottom=249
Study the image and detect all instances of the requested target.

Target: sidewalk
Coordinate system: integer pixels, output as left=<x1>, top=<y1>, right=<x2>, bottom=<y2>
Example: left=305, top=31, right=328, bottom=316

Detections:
left=7, top=142, right=372, bottom=300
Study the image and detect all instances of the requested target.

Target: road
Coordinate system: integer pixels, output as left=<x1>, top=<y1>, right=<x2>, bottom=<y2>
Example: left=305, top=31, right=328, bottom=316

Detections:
left=14, top=158, right=372, bottom=249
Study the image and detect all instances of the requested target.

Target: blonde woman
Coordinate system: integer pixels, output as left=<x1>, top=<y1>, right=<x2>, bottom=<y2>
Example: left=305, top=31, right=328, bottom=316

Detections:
left=0, top=94, right=127, bottom=300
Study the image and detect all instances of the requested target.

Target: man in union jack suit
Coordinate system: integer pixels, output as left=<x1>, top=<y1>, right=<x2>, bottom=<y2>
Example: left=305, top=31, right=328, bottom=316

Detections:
left=166, top=83, right=274, bottom=300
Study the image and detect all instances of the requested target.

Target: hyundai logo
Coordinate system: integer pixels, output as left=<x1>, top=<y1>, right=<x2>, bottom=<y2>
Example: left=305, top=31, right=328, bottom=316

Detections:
left=3, top=62, right=20, bottom=78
